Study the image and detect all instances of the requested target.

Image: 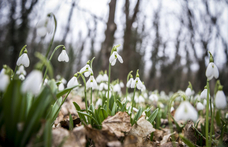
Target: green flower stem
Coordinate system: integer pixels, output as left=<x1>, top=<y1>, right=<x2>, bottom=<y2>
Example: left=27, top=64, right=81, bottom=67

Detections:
left=78, top=73, right=88, bottom=113
left=90, top=88, right=93, bottom=106
left=209, top=102, right=215, bottom=146
left=43, top=45, right=64, bottom=83
left=131, top=86, right=136, bottom=117
left=45, top=13, right=57, bottom=58
left=206, top=80, right=210, bottom=147
left=107, top=63, right=111, bottom=112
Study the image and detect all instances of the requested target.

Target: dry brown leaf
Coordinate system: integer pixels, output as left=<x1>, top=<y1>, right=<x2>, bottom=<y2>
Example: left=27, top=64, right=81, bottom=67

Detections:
left=160, top=132, right=176, bottom=145
left=160, top=142, right=180, bottom=147
left=102, top=112, right=131, bottom=138
left=107, top=141, right=122, bottom=147
left=182, top=120, right=199, bottom=145
left=52, top=126, right=86, bottom=147
left=84, top=125, right=118, bottom=147
left=129, top=116, right=155, bottom=146
left=123, top=135, right=138, bottom=147
left=153, top=129, right=164, bottom=141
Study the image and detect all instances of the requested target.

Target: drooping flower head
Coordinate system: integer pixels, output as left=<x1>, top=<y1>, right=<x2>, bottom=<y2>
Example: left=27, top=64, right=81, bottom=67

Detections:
left=80, top=60, right=93, bottom=77
left=215, top=85, right=227, bottom=109
left=16, top=65, right=26, bottom=76
left=0, top=65, right=10, bottom=92
left=131, top=70, right=144, bottom=91
left=185, top=82, right=193, bottom=97
left=58, top=47, right=69, bottom=62
left=36, top=14, right=53, bottom=37
left=21, top=70, right=43, bottom=96
left=67, top=73, right=79, bottom=89
left=16, top=49, right=30, bottom=67
left=86, top=74, right=98, bottom=90
left=196, top=102, right=205, bottom=110
left=109, top=45, right=123, bottom=66
left=174, top=101, right=198, bottom=122
left=57, top=82, right=65, bottom=91
left=206, top=52, right=219, bottom=81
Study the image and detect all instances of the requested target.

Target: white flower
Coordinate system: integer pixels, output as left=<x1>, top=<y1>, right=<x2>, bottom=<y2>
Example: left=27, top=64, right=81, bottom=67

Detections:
left=138, top=95, right=145, bottom=103
left=96, top=99, right=102, bottom=107
left=126, top=78, right=134, bottom=88
left=206, top=62, right=219, bottom=81
left=67, top=76, right=79, bottom=88
left=80, top=64, right=93, bottom=77
left=141, top=84, right=146, bottom=92
left=106, top=90, right=112, bottom=98
left=21, top=70, right=42, bottom=96
left=109, top=51, right=123, bottom=66
left=16, top=65, right=26, bottom=75
left=113, top=84, right=121, bottom=93
left=200, top=89, right=208, bottom=99
left=196, top=102, right=205, bottom=110
left=86, top=76, right=98, bottom=90
left=96, top=74, right=103, bottom=83
left=122, top=96, right=131, bottom=103
left=58, top=83, right=64, bottom=91
left=174, top=101, right=198, bottom=122
left=149, top=94, right=158, bottom=101
left=131, top=77, right=144, bottom=90
left=215, top=90, right=227, bottom=109
left=19, top=74, right=25, bottom=81
left=16, top=53, right=30, bottom=67
left=185, top=87, right=193, bottom=97
left=36, top=16, right=53, bottom=37
left=170, top=107, right=174, bottom=112
left=120, top=81, right=124, bottom=88
left=99, top=83, right=108, bottom=91
left=58, top=50, right=69, bottom=62
left=103, top=73, right=108, bottom=82
left=44, top=79, right=48, bottom=85
left=0, top=68, right=5, bottom=75
left=0, top=72, right=10, bottom=91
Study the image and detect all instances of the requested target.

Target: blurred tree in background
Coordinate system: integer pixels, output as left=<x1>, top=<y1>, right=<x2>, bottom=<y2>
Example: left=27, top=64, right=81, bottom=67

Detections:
left=0, top=0, right=228, bottom=94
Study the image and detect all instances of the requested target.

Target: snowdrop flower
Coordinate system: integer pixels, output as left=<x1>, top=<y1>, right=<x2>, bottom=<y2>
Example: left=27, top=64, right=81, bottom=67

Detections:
left=158, top=102, right=165, bottom=108
left=113, top=84, right=121, bottom=93
left=99, top=83, right=108, bottom=91
left=96, top=99, right=102, bottom=107
left=120, top=81, right=124, bottom=88
left=185, top=87, right=193, bottom=97
left=226, top=113, right=228, bottom=119
left=138, top=95, right=145, bottom=103
left=122, top=96, right=131, bottom=103
left=21, top=70, right=42, bottom=96
left=140, top=83, right=146, bottom=92
left=67, top=74, right=79, bottom=88
left=16, top=50, right=30, bottom=67
left=80, top=62, right=93, bottom=77
left=0, top=70, right=10, bottom=91
left=126, top=77, right=134, bottom=88
left=96, top=74, right=103, bottom=83
left=200, top=88, right=208, bottom=99
left=16, top=65, right=26, bottom=75
left=103, top=73, right=108, bottom=82
left=58, top=48, right=69, bottom=62
left=196, top=102, right=205, bottom=110
left=106, top=90, right=112, bottom=98
left=149, top=94, right=158, bottom=101
left=131, top=77, right=144, bottom=90
left=44, top=79, right=48, bottom=85
left=19, top=74, right=25, bottom=81
left=174, top=101, right=198, bottom=122
left=215, top=86, right=227, bottom=109
left=58, top=82, right=64, bottom=91
left=206, top=52, right=219, bottom=81
left=0, top=68, right=5, bottom=76
left=170, top=106, right=174, bottom=112
left=109, top=50, right=123, bottom=66
left=86, top=75, right=98, bottom=90
left=36, top=15, right=53, bottom=37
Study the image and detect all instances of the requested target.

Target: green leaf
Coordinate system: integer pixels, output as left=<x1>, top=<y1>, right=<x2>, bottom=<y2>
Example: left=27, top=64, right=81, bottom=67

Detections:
left=215, top=110, right=221, bottom=127
left=56, top=85, right=80, bottom=98
left=147, top=108, right=159, bottom=124
left=179, top=134, right=195, bottom=147
left=111, top=102, right=117, bottom=116
left=77, top=111, right=99, bottom=125
left=73, top=102, right=87, bottom=124
left=170, top=115, right=184, bottom=133
left=132, top=107, right=143, bottom=125
left=69, top=114, right=73, bottom=131
left=44, top=119, right=52, bottom=147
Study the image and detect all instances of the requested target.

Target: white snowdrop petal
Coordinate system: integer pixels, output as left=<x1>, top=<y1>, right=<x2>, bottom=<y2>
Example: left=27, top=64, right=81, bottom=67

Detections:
left=109, top=53, right=115, bottom=64
left=213, top=64, right=219, bottom=79
left=0, top=74, right=10, bottom=91
left=96, top=99, right=102, bottom=107
left=103, top=74, right=108, bottom=81
left=185, top=88, right=192, bottom=97
left=200, top=89, right=207, bottom=99
left=215, top=91, right=227, bottom=109
left=37, top=27, right=47, bottom=37
left=131, top=79, right=136, bottom=88
left=79, top=65, right=87, bottom=73
left=36, top=18, right=46, bottom=28
left=111, top=59, right=116, bottom=66
left=117, top=54, right=123, bottom=63
left=21, top=70, right=42, bottom=96
left=96, top=75, right=103, bottom=83
left=206, top=63, right=213, bottom=79
left=17, top=53, right=30, bottom=67
left=196, top=102, right=205, bottom=110
left=58, top=83, right=64, bottom=91
left=19, top=74, right=25, bottom=80
left=84, top=72, right=90, bottom=77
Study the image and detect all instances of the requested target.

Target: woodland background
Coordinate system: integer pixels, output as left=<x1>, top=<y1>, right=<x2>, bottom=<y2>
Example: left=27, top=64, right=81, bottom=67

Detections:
left=0, top=0, right=228, bottom=94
